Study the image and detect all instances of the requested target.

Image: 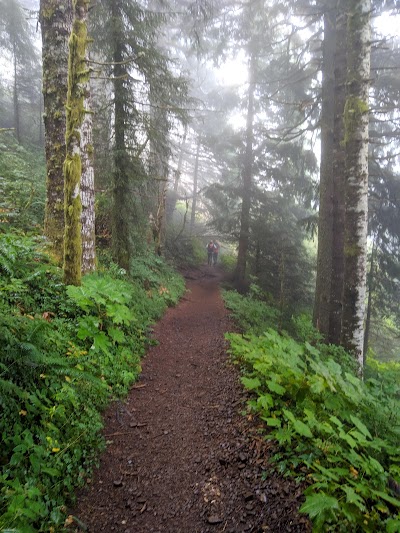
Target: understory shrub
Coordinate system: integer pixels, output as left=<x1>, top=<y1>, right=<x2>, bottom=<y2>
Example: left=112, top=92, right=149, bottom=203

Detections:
left=226, top=325, right=400, bottom=531
left=223, top=288, right=279, bottom=335
left=0, top=233, right=185, bottom=531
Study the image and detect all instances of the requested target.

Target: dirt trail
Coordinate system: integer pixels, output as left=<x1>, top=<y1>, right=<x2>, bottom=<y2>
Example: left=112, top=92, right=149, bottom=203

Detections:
left=70, top=267, right=309, bottom=533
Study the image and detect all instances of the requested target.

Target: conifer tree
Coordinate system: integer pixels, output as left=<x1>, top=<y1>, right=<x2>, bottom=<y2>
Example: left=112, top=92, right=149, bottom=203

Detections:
left=91, top=0, right=188, bottom=269
left=40, top=0, right=72, bottom=260
left=63, top=0, right=92, bottom=285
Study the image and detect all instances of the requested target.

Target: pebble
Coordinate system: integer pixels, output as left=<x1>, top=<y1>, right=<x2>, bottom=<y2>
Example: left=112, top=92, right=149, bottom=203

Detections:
left=207, top=515, right=223, bottom=524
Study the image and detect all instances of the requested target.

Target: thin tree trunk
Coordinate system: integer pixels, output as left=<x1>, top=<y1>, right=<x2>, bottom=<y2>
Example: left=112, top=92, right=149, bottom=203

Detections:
left=341, top=0, right=371, bottom=367
left=111, top=1, right=131, bottom=270
left=63, top=0, right=90, bottom=285
left=328, top=4, right=347, bottom=344
left=363, top=238, right=376, bottom=362
left=174, top=128, right=187, bottom=195
left=40, top=0, right=72, bottom=260
left=190, top=137, right=201, bottom=234
left=235, top=51, right=256, bottom=284
left=313, top=2, right=337, bottom=336
left=167, top=127, right=187, bottom=222
left=80, top=69, right=95, bottom=273
left=12, top=40, right=20, bottom=143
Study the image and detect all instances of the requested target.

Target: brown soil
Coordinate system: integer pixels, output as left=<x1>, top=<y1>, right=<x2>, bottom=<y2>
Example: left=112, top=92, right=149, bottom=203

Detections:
left=69, top=267, right=311, bottom=533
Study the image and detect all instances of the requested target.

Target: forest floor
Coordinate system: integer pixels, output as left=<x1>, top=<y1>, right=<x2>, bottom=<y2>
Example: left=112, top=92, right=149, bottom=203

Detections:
left=68, top=266, right=311, bottom=533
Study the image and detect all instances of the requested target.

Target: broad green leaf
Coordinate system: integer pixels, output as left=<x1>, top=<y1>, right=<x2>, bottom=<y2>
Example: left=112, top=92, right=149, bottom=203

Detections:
left=264, top=417, right=281, bottom=427
left=329, top=415, right=344, bottom=429
left=42, top=466, right=60, bottom=476
left=266, top=380, right=285, bottom=395
left=93, top=332, right=111, bottom=354
left=309, top=375, right=326, bottom=394
left=386, top=518, right=400, bottom=532
left=340, top=485, right=366, bottom=511
left=299, top=492, right=339, bottom=518
left=272, top=427, right=293, bottom=444
left=371, top=489, right=400, bottom=507
left=283, top=408, right=296, bottom=424
left=108, top=327, right=125, bottom=344
left=241, top=376, right=261, bottom=390
left=349, top=415, right=372, bottom=439
left=339, top=430, right=357, bottom=449
left=257, top=393, right=274, bottom=410
left=293, top=419, right=313, bottom=438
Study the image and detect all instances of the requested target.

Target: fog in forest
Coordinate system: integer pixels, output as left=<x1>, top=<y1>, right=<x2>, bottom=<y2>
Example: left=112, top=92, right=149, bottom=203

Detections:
left=1, top=1, right=400, bottom=361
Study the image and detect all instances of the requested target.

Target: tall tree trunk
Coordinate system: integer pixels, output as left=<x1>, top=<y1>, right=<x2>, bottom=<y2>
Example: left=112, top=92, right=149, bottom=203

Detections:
left=167, top=127, right=187, bottom=222
left=363, top=238, right=376, bottom=362
left=235, top=51, right=256, bottom=284
left=12, top=40, right=20, bottom=143
left=40, top=0, right=72, bottom=260
left=80, top=61, right=95, bottom=273
left=63, top=0, right=90, bottom=285
left=328, top=4, right=347, bottom=344
left=313, top=2, right=337, bottom=336
left=341, top=0, right=371, bottom=367
left=111, top=1, right=131, bottom=270
left=190, top=137, right=201, bottom=234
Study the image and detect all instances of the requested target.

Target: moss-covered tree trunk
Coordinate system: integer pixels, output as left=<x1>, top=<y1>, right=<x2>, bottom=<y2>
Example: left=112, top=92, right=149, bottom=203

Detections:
left=235, top=51, right=256, bottom=285
left=313, top=2, right=337, bottom=336
left=63, top=0, right=91, bottom=285
left=40, top=0, right=73, bottom=260
left=341, top=0, right=371, bottom=367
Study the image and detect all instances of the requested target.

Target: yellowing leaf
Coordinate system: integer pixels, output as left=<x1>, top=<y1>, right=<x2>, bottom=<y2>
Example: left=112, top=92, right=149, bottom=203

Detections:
left=19, top=409, right=27, bottom=416
left=65, top=376, right=71, bottom=382
left=349, top=466, right=359, bottom=478
left=52, top=447, right=60, bottom=453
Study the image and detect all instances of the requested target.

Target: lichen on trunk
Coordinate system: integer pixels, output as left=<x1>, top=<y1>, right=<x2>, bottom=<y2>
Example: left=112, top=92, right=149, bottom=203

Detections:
left=40, top=0, right=73, bottom=261
left=63, top=0, right=91, bottom=285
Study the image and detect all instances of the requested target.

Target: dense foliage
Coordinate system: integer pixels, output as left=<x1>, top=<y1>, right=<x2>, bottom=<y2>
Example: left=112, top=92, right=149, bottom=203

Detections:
left=224, top=289, right=400, bottom=532
left=0, top=233, right=185, bottom=531
left=0, top=134, right=45, bottom=232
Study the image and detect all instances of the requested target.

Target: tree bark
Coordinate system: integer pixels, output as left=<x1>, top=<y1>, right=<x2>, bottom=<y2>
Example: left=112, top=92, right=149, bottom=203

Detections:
left=190, top=137, right=201, bottom=234
left=235, top=51, right=256, bottom=284
left=80, top=59, right=95, bottom=273
left=40, top=0, right=73, bottom=260
left=313, top=2, right=337, bottom=336
left=12, top=39, right=21, bottom=143
left=167, top=127, right=187, bottom=222
left=363, top=238, right=376, bottom=362
left=341, top=0, right=371, bottom=367
left=328, top=3, right=347, bottom=344
left=63, top=0, right=90, bottom=285
left=111, top=0, right=131, bottom=270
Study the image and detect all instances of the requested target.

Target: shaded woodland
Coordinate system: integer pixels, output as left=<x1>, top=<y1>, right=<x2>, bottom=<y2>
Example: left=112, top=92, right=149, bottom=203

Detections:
left=1, top=0, right=400, bottom=530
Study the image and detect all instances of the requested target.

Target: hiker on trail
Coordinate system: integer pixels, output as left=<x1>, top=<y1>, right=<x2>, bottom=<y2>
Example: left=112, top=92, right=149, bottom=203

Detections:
left=206, top=241, right=214, bottom=266
left=212, top=240, right=220, bottom=265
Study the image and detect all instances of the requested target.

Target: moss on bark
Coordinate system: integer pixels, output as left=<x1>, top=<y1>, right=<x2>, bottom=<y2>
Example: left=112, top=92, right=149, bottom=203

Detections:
left=63, top=0, right=90, bottom=285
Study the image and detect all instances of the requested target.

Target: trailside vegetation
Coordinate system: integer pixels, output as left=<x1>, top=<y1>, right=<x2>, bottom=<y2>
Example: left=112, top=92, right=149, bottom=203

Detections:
left=0, top=232, right=185, bottom=531
left=223, top=288, right=400, bottom=532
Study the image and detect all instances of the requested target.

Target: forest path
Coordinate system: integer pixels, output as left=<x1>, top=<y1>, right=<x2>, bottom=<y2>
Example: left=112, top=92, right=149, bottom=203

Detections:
left=70, top=267, right=309, bottom=533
